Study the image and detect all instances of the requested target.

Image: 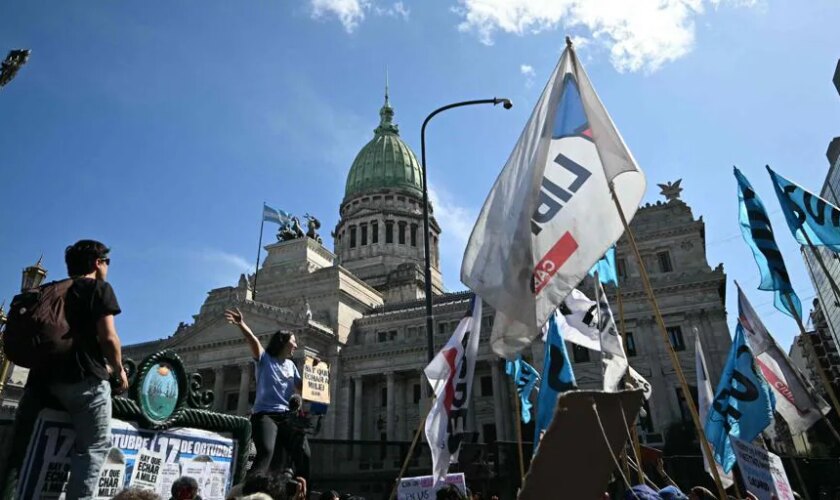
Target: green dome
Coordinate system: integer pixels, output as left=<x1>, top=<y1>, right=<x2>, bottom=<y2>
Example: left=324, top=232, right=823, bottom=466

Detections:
left=344, top=92, right=423, bottom=201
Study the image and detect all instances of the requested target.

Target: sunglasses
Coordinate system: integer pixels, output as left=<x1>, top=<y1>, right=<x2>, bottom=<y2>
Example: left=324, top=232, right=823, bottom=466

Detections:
left=99, top=257, right=111, bottom=265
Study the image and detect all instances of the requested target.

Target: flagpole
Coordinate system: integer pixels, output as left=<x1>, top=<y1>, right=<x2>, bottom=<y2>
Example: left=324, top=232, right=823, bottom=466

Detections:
left=781, top=292, right=840, bottom=446
left=253, top=203, right=266, bottom=300
left=511, top=380, right=526, bottom=483
left=606, top=183, right=729, bottom=500
left=616, top=283, right=645, bottom=486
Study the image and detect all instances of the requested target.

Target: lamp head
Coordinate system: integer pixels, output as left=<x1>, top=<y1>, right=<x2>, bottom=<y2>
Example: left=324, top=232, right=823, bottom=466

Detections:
left=494, top=97, right=513, bottom=110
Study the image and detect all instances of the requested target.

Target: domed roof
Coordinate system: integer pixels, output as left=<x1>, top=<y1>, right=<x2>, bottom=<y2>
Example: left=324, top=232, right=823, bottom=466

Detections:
left=344, top=90, right=423, bottom=201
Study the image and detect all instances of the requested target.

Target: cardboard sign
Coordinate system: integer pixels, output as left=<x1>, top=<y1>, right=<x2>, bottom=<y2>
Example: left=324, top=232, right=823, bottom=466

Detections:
left=302, top=356, right=330, bottom=404
left=18, top=409, right=236, bottom=500
left=397, top=473, right=466, bottom=500
left=731, top=438, right=794, bottom=500
left=519, top=389, right=645, bottom=500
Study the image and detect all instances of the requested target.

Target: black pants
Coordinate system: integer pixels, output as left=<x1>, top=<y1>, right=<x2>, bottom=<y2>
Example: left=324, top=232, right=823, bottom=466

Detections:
left=249, top=412, right=310, bottom=482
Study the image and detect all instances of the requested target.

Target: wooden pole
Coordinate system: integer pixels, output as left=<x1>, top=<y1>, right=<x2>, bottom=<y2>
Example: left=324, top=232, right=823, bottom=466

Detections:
left=511, top=381, right=526, bottom=483
left=608, top=185, right=729, bottom=500
left=616, top=283, right=645, bottom=486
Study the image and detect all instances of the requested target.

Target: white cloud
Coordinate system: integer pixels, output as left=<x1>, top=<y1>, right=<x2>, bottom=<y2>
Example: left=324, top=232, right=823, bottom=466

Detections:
left=520, top=64, right=535, bottom=77
left=454, top=0, right=757, bottom=73
left=429, top=185, right=478, bottom=287
left=310, top=0, right=409, bottom=33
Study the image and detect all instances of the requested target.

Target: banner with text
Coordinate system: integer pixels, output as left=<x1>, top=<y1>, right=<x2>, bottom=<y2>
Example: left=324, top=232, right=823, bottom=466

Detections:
left=18, top=409, right=236, bottom=500
left=731, top=437, right=794, bottom=500
left=397, top=473, right=466, bottom=500
left=302, top=356, right=331, bottom=404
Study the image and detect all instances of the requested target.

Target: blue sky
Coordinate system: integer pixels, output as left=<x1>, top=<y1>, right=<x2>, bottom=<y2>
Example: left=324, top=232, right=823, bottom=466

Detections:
left=1, top=0, right=838, bottom=352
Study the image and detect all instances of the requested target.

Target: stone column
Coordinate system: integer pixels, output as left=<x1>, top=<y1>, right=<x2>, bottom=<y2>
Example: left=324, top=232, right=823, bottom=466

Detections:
left=490, top=361, right=505, bottom=442
left=386, top=372, right=396, bottom=440
left=399, top=376, right=409, bottom=440
left=353, top=376, right=363, bottom=440
left=213, top=366, right=226, bottom=412
left=236, top=363, right=251, bottom=415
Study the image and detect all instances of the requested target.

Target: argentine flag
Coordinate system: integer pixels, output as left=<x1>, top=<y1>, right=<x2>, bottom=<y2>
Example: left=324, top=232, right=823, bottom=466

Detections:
left=263, top=203, right=292, bottom=225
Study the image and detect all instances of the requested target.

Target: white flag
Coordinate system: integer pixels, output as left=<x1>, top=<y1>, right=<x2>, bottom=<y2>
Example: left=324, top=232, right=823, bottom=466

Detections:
left=424, top=297, right=482, bottom=486
left=557, top=285, right=651, bottom=398
left=695, top=335, right=735, bottom=488
left=737, top=285, right=829, bottom=434
left=461, top=42, right=646, bottom=358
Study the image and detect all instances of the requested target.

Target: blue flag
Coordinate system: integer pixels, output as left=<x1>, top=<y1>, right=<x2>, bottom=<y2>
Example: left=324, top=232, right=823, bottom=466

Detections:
left=534, top=310, right=577, bottom=448
left=263, top=203, right=292, bottom=225
left=734, top=167, right=802, bottom=320
left=588, top=246, right=617, bottom=285
left=704, top=323, right=776, bottom=473
left=505, top=357, right=541, bottom=424
left=768, top=166, right=840, bottom=252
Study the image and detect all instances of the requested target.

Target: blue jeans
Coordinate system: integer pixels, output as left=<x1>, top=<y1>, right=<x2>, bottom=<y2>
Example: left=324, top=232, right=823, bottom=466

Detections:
left=13, top=376, right=112, bottom=500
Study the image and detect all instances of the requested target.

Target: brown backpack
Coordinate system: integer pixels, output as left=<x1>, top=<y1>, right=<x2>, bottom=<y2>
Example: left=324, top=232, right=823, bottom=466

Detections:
left=2, top=279, right=75, bottom=369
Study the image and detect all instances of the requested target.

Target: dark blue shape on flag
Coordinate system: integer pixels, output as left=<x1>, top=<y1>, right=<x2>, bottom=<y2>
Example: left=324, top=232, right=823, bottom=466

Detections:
left=552, top=74, right=591, bottom=139
left=768, top=166, right=840, bottom=252
left=534, top=310, right=577, bottom=450
left=734, top=167, right=802, bottom=320
left=588, top=246, right=617, bottom=286
left=505, top=356, right=540, bottom=424
left=704, top=323, right=775, bottom=473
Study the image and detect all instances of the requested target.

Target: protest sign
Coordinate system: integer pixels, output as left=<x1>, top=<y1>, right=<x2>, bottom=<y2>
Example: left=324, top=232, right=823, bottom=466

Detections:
left=129, top=448, right=165, bottom=491
left=18, top=409, right=237, bottom=500
left=731, top=438, right=794, bottom=500
left=302, top=356, right=330, bottom=404
left=397, top=473, right=466, bottom=500
left=95, top=448, right=127, bottom=499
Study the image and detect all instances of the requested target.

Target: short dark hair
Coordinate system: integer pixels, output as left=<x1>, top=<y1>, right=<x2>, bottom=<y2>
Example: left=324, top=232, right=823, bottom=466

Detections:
left=266, top=330, right=293, bottom=358
left=65, top=239, right=110, bottom=276
left=436, top=484, right=465, bottom=500
left=171, top=476, right=199, bottom=499
left=319, top=490, right=340, bottom=500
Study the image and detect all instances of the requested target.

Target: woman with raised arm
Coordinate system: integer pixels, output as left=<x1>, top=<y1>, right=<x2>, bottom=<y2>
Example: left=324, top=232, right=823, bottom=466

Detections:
left=224, top=307, right=310, bottom=483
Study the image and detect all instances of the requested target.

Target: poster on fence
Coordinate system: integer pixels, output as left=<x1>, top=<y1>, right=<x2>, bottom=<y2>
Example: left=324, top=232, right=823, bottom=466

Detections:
left=17, top=409, right=236, bottom=500
left=302, top=356, right=330, bottom=404
left=397, top=473, right=466, bottom=500
left=731, top=437, right=794, bottom=500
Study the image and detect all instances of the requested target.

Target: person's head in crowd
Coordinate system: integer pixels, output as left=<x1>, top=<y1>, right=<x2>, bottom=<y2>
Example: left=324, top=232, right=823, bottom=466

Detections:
left=625, top=485, right=661, bottom=500
left=319, top=489, right=340, bottom=500
left=242, top=494, right=273, bottom=500
left=266, top=330, right=297, bottom=359
left=171, top=476, right=200, bottom=500
left=689, top=486, right=716, bottom=500
left=659, top=485, right=689, bottom=500
left=113, top=488, right=163, bottom=500
left=436, top=484, right=465, bottom=500
left=65, top=239, right=111, bottom=279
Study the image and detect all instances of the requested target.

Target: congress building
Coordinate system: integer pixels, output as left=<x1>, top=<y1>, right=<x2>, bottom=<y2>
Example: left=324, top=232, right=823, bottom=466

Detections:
left=119, top=93, right=733, bottom=493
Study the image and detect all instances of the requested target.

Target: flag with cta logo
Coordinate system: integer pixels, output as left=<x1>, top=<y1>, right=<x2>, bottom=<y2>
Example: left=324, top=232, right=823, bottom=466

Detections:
left=768, top=166, right=840, bottom=251
left=695, top=335, right=734, bottom=489
left=705, top=324, right=776, bottom=473
left=737, top=284, right=828, bottom=434
left=424, top=297, right=482, bottom=486
left=505, top=356, right=541, bottom=424
left=734, top=167, right=802, bottom=319
left=460, top=41, right=646, bottom=359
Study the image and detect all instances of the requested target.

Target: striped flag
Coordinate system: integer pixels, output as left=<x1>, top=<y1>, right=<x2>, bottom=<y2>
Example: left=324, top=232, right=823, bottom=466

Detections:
left=263, top=203, right=292, bottom=226
left=734, top=167, right=802, bottom=319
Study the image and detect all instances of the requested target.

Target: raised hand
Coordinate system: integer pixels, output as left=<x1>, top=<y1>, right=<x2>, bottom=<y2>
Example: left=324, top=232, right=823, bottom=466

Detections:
left=224, top=307, right=244, bottom=326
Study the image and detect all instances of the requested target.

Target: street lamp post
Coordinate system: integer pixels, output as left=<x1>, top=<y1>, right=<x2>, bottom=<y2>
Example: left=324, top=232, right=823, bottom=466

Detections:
left=420, top=98, right=513, bottom=365
left=0, top=49, right=31, bottom=89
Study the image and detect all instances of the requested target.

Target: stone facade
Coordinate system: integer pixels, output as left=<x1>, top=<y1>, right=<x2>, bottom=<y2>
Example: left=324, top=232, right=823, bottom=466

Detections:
left=119, top=184, right=731, bottom=450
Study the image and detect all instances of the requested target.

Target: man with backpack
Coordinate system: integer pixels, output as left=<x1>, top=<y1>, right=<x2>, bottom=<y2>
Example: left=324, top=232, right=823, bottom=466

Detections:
left=6, top=239, right=128, bottom=499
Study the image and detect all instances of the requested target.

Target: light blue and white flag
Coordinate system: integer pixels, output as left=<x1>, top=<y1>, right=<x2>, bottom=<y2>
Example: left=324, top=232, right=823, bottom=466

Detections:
left=705, top=323, right=776, bottom=473
left=588, top=246, right=617, bottom=285
left=263, top=203, right=292, bottom=225
left=534, top=310, right=577, bottom=448
left=768, top=166, right=840, bottom=252
left=505, top=356, right=541, bottom=424
left=734, top=167, right=802, bottom=320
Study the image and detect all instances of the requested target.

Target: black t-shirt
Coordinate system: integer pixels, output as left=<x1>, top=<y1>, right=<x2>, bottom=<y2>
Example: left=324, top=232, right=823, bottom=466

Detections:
left=31, top=277, right=121, bottom=384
